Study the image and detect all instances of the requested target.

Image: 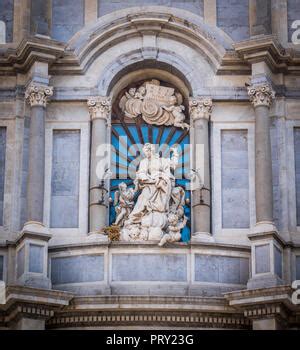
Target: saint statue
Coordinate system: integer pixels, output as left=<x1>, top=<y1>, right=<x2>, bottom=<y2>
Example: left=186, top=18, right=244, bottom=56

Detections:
left=112, top=143, right=188, bottom=244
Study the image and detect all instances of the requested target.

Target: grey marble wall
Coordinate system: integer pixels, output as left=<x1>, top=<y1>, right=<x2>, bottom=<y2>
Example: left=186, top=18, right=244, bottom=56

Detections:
left=112, top=254, right=187, bottom=281
left=20, top=117, right=30, bottom=229
left=0, top=0, right=14, bottom=42
left=0, top=255, right=3, bottom=280
left=52, top=0, right=84, bottom=42
left=29, top=244, right=44, bottom=274
left=51, top=255, right=104, bottom=284
left=216, top=0, right=249, bottom=41
left=287, top=0, right=300, bottom=42
left=98, top=0, right=204, bottom=17
left=294, top=128, right=300, bottom=225
left=255, top=244, right=270, bottom=274
left=0, top=127, right=6, bottom=226
left=50, top=130, right=80, bottom=228
left=194, top=254, right=249, bottom=284
left=221, top=130, right=250, bottom=228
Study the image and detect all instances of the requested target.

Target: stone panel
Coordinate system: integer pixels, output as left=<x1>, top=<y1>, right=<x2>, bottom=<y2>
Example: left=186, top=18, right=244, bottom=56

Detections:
left=0, top=0, right=14, bottom=42
left=50, top=130, right=80, bottom=228
left=274, top=245, right=282, bottom=279
left=0, top=255, right=3, bottom=280
left=52, top=0, right=84, bottom=42
left=216, top=0, right=249, bottom=41
left=294, top=128, right=300, bottom=225
left=255, top=244, right=270, bottom=274
left=0, top=127, right=6, bottom=226
left=194, top=254, right=249, bottom=284
left=287, top=0, right=300, bottom=42
left=112, top=254, right=187, bottom=282
left=98, top=0, right=204, bottom=17
left=51, top=255, right=104, bottom=284
left=29, top=244, right=44, bottom=274
left=221, top=130, right=250, bottom=228
left=17, top=246, right=25, bottom=278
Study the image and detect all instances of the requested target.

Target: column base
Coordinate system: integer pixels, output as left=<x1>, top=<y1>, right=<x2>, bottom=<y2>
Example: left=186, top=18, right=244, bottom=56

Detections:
left=21, top=221, right=51, bottom=238
left=251, top=221, right=277, bottom=235
left=87, top=232, right=109, bottom=242
left=191, top=232, right=215, bottom=243
left=247, top=274, right=284, bottom=290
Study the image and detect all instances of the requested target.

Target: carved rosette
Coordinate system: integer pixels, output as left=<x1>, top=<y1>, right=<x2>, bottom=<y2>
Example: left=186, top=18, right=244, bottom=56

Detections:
left=189, top=97, right=212, bottom=121
left=87, top=96, right=112, bottom=122
left=247, top=83, right=275, bottom=108
left=25, top=84, right=53, bottom=107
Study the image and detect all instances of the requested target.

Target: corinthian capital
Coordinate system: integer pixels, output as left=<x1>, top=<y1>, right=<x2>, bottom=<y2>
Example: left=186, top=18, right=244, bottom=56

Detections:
left=189, top=97, right=212, bottom=121
left=248, top=83, right=275, bottom=108
left=25, top=83, right=53, bottom=107
left=87, top=96, right=111, bottom=121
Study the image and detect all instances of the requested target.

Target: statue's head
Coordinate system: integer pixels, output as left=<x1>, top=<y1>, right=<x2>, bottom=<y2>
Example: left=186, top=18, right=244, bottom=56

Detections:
left=118, top=182, right=127, bottom=191
left=168, top=213, right=178, bottom=225
left=142, top=143, right=155, bottom=158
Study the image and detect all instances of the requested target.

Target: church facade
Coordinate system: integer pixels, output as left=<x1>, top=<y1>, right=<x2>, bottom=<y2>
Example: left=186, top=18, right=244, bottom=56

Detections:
left=0, top=0, right=300, bottom=330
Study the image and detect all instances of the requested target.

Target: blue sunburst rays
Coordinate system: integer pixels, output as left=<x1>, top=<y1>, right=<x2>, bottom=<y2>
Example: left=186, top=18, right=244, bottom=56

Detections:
left=109, top=123, right=191, bottom=242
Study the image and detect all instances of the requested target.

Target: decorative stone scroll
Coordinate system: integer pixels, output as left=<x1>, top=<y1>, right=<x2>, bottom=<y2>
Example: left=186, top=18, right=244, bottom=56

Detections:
left=112, top=143, right=188, bottom=246
left=25, top=83, right=53, bottom=107
left=247, top=83, right=275, bottom=108
left=87, top=96, right=111, bottom=121
left=189, top=97, right=212, bottom=121
left=119, top=80, right=189, bottom=129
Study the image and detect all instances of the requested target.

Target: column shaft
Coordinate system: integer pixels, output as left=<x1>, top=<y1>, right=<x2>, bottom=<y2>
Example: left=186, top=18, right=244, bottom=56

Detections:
left=88, top=97, right=111, bottom=233
left=254, top=105, right=273, bottom=222
left=189, top=97, right=212, bottom=236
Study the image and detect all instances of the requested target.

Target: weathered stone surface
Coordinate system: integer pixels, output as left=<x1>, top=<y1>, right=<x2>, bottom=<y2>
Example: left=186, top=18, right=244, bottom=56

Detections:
left=112, top=254, right=187, bottom=281
left=216, top=0, right=249, bottom=41
left=194, top=254, right=249, bottom=285
left=255, top=244, right=270, bottom=274
left=0, top=127, right=6, bottom=226
left=221, top=130, right=250, bottom=228
left=98, top=0, right=204, bottom=17
left=52, top=0, right=84, bottom=42
left=51, top=255, right=104, bottom=284
left=29, top=244, right=44, bottom=274
left=0, top=0, right=14, bottom=42
left=50, top=130, right=80, bottom=228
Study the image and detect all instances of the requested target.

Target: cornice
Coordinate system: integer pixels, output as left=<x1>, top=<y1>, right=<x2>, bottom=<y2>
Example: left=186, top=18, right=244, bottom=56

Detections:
left=234, top=35, right=300, bottom=75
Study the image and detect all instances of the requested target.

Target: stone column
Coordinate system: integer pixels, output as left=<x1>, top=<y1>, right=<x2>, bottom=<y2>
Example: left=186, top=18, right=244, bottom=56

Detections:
left=248, top=83, right=275, bottom=231
left=189, top=97, right=213, bottom=242
left=25, top=83, right=53, bottom=225
left=247, top=83, right=284, bottom=289
left=87, top=96, right=111, bottom=235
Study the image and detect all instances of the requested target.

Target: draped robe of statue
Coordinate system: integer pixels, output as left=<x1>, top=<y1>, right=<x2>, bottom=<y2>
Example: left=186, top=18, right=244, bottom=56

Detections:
left=122, top=148, right=179, bottom=240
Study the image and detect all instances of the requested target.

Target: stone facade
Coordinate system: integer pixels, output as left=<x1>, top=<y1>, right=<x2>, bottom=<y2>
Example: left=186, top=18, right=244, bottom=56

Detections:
left=0, top=1, right=300, bottom=330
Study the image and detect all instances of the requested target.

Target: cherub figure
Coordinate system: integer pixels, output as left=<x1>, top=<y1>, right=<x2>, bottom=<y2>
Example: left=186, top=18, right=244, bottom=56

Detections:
left=162, top=96, right=190, bottom=130
left=113, top=182, right=135, bottom=227
left=158, top=213, right=187, bottom=247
